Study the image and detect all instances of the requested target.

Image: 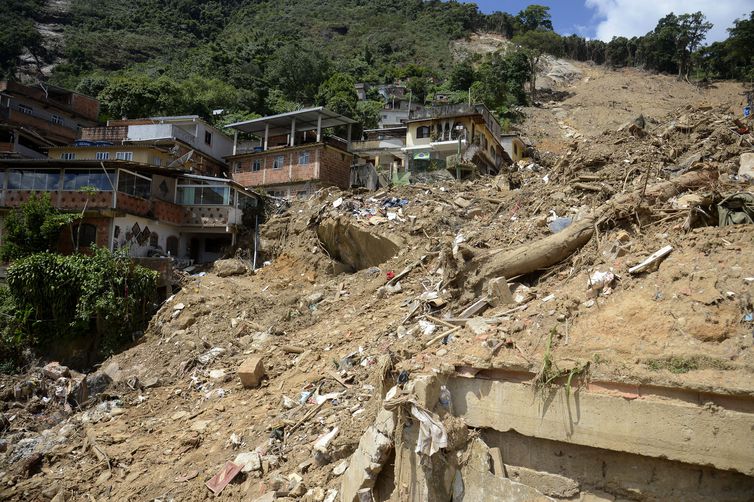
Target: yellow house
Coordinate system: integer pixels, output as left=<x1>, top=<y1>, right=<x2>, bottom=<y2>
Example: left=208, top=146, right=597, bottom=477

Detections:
left=48, top=144, right=171, bottom=167
left=403, top=103, right=514, bottom=177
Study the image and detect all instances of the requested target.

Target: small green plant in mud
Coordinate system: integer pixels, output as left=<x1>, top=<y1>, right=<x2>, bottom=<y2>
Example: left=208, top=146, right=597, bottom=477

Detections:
left=533, top=328, right=590, bottom=398
left=645, top=355, right=731, bottom=374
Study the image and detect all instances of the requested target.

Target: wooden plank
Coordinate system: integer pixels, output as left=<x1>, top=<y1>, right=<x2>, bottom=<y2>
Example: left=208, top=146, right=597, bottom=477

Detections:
left=628, top=245, right=673, bottom=274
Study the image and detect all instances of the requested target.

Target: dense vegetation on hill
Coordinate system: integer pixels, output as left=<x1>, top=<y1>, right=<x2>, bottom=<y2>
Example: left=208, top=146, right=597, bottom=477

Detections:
left=0, top=1, right=752, bottom=128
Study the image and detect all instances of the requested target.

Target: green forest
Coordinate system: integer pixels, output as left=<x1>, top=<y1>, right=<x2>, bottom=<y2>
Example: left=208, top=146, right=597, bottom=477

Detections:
left=1, top=0, right=753, bottom=127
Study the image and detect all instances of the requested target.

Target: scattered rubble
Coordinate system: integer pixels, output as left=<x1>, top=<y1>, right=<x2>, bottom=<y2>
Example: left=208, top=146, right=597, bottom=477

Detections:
left=1, top=76, right=754, bottom=501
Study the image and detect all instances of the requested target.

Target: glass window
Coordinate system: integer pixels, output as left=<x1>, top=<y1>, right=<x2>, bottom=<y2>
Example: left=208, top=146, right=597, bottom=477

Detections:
left=63, top=170, right=115, bottom=191
left=416, top=126, right=430, bottom=139
left=204, top=131, right=212, bottom=145
left=117, top=170, right=151, bottom=199
left=176, top=185, right=230, bottom=205
left=95, top=152, right=109, bottom=160
left=298, top=151, right=310, bottom=165
left=18, top=104, right=32, bottom=115
left=272, top=155, right=284, bottom=169
left=51, top=115, right=64, bottom=125
left=252, top=159, right=261, bottom=172
left=7, top=170, right=61, bottom=190
left=115, top=151, right=133, bottom=161
left=61, top=152, right=75, bottom=160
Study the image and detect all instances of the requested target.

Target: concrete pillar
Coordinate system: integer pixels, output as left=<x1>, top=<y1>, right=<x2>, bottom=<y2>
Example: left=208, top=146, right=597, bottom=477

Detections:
left=264, top=123, right=269, bottom=151
left=290, top=118, right=296, bottom=147
left=232, top=130, right=238, bottom=155
left=316, top=114, right=322, bottom=142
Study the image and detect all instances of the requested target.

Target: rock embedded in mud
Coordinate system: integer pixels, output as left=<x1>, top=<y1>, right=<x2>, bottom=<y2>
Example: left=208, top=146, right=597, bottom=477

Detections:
left=214, top=259, right=248, bottom=277
left=238, top=356, right=266, bottom=388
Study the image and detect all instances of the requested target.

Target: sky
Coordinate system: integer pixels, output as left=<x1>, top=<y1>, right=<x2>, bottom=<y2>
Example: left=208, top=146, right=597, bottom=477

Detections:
left=466, top=0, right=754, bottom=43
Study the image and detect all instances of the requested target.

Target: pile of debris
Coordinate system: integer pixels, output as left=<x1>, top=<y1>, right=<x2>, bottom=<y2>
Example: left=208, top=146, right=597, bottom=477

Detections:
left=0, top=102, right=753, bottom=501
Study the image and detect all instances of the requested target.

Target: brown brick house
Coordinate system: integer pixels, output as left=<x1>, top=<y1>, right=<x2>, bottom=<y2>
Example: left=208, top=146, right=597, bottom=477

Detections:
left=0, top=81, right=100, bottom=159
left=225, top=107, right=356, bottom=198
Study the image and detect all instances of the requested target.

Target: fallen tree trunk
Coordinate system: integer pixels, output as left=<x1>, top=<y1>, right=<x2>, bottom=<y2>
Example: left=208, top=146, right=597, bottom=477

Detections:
left=450, top=168, right=716, bottom=297
left=474, top=216, right=595, bottom=286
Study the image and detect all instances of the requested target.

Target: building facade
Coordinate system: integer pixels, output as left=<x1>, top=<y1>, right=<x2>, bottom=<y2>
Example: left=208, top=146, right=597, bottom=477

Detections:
left=67, top=115, right=234, bottom=177
left=0, top=81, right=100, bottom=159
left=403, top=103, right=512, bottom=177
left=0, top=159, right=261, bottom=264
left=225, top=107, right=357, bottom=198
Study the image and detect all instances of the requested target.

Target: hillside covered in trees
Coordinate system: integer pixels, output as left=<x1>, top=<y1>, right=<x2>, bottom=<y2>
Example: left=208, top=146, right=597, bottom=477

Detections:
left=1, top=0, right=752, bottom=128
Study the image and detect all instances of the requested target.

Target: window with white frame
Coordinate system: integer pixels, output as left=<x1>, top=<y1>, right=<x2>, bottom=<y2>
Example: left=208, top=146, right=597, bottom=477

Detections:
left=272, top=155, right=284, bottom=169
left=95, top=152, right=110, bottom=160
left=252, top=159, right=261, bottom=172
left=18, top=104, right=32, bottom=115
left=298, top=150, right=310, bottom=165
left=176, top=179, right=231, bottom=205
left=115, top=151, right=133, bottom=161
left=61, top=152, right=75, bottom=160
left=51, top=115, right=64, bottom=125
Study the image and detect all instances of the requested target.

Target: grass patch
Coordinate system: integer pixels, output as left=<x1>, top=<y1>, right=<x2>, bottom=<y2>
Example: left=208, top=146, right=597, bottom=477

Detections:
left=533, top=328, right=590, bottom=397
left=645, top=355, right=731, bottom=374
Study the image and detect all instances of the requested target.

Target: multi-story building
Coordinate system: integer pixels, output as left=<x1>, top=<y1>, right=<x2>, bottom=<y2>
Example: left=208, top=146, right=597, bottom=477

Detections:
left=225, top=107, right=357, bottom=198
left=351, top=126, right=407, bottom=175
left=0, top=158, right=262, bottom=264
left=51, top=115, right=234, bottom=177
left=403, top=103, right=514, bottom=177
left=0, top=81, right=100, bottom=159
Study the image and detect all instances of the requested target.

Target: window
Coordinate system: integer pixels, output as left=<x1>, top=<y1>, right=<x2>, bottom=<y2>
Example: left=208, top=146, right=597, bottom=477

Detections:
left=51, top=115, right=64, bottom=125
left=7, top=170, right=61, bottom=191
left=298, top=150, right=310, bottom=165
left=252, top=159, right=261, bottom=172
left=233, top=161, right=240, bottom=173
left=204, top=131, right=212, bottom=145
left=74, top=223, right=97, bottom=248
left=18, top=104, right=32, bottom=115
left=151, top=157, right=161, bottom=166
left=272, top=155, right=284, bottom=169
left=416, top=126, right=431, bottom=139
left=63, top=170, right=115, bottom=191
left=115, top=151, right=133, bottom=161
left=95, top=152, right=110, bottom=160
left=149, top=232, right=159, bottom=247
left=61, top=152, right=75, bottom=160
left=382, top=114, right=388, bottom=119
left=176, top=180, right=231, bottom=205
left=117, top=170, right=151, bottom=199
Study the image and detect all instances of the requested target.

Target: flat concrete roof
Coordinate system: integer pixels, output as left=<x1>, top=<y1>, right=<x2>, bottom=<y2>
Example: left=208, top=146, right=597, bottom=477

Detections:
left=225, top=107, right=357, bottom=137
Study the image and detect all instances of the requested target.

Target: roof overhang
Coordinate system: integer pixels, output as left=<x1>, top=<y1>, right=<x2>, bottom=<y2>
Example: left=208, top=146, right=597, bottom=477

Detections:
left=225, top=107, right=357, bottom=137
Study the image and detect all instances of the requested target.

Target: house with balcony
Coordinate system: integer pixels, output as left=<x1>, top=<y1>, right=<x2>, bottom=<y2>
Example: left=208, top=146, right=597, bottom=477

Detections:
left=0, top=159, right=262, bottom=264
left=403, top=103, right=513, bottom=178
left=55, top=115, right=234, bottom=177
left=225, top=107, right=357, bottom=198
left=0, top=81, right=100, bottom=159
left=351, top=126, right=407, bottom=178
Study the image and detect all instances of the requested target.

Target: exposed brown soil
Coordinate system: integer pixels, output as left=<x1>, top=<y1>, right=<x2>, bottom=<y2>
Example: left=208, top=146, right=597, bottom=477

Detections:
left=1, top=66, right=753, bottom=501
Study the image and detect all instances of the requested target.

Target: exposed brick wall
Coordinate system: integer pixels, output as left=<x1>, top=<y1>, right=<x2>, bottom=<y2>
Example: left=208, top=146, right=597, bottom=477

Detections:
left=153, top=199, right=187, bottom=225
left=116, top=193, right=150, bottom=216
left=320, top=146, right=353, bottom=188
left=231, top=146, right=320, bottom=188
left=56, top=216, right=111, bottom=254
left=58, top=191, right=112, bottom=210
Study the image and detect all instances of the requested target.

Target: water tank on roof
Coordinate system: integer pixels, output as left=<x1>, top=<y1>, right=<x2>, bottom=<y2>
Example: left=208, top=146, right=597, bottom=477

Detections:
left=74, top=140, right=93, bottom=147
left=93, top=141, right=113, bottom=146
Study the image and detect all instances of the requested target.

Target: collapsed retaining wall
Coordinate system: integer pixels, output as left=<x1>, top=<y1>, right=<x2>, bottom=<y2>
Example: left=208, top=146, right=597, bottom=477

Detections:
left=345, top=369, right=754, bottom=501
